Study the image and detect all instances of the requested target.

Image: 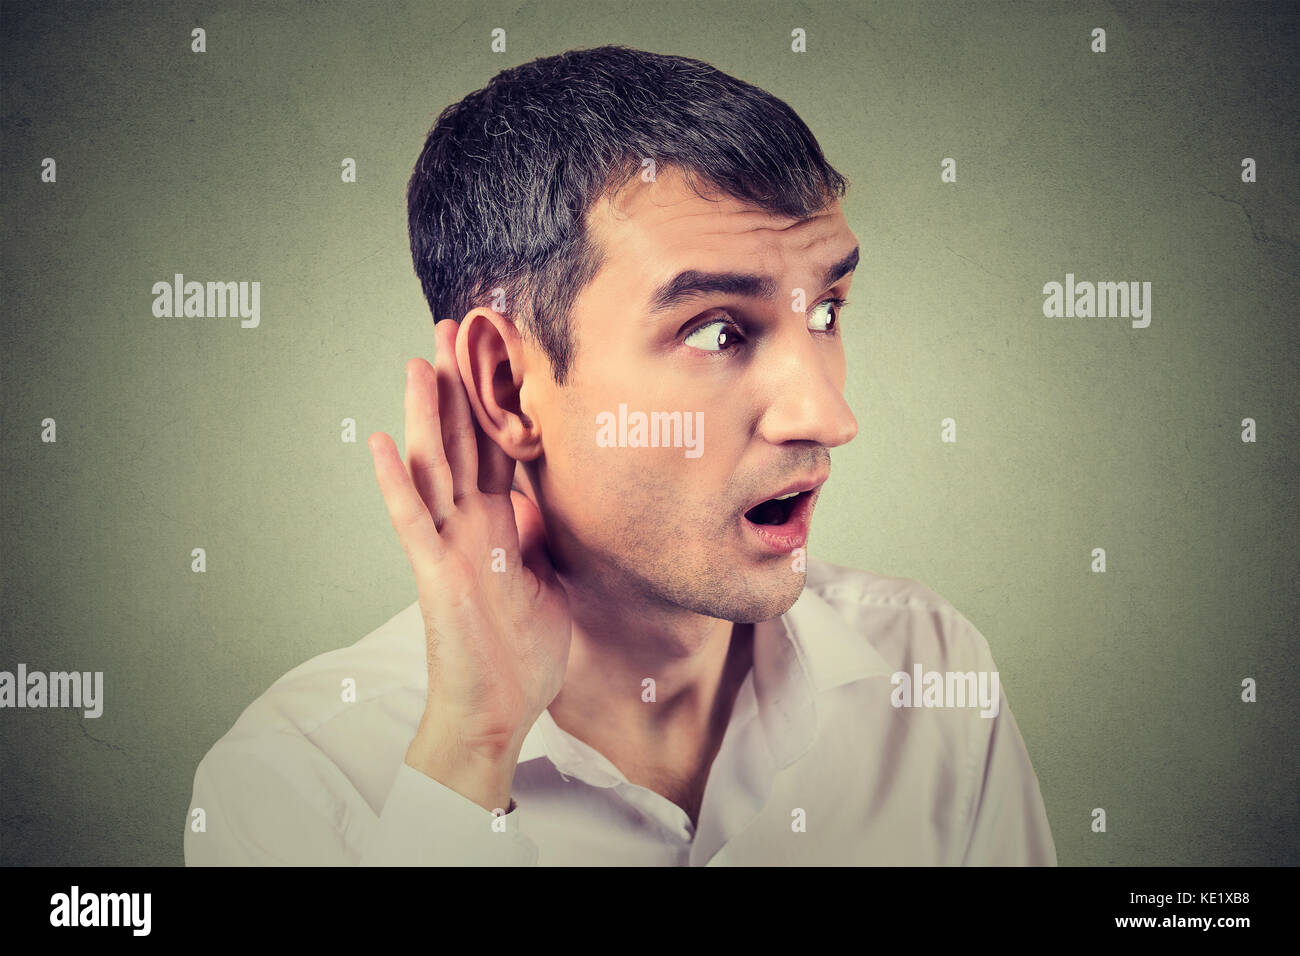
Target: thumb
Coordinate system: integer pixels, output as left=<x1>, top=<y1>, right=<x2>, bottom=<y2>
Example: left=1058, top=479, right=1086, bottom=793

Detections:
left=510, top=489, right=561, bottom=588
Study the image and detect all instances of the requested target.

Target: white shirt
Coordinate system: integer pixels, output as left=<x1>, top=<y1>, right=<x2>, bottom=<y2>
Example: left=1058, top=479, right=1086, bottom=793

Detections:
left=185, top=557, right=1056, bottom=866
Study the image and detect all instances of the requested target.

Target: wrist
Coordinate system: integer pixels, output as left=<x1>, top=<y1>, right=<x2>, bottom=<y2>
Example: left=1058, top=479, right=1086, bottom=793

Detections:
left=406, top=713, right=523, bottom=814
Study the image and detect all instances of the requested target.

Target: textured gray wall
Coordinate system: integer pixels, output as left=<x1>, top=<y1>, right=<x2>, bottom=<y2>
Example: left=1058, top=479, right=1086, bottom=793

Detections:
left=1, top=0, right=1296, bottom=866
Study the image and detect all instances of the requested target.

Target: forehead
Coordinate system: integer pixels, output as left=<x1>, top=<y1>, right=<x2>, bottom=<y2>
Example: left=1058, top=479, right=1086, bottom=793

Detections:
left=582, top=167, right=854, bottom=304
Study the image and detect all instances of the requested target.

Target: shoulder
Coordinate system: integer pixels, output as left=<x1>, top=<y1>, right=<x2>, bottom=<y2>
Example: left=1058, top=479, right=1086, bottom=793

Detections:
left=802, top=556, right=996, bottom=675
left=185, top=601, right=428, bottom=864
left=797, top=559, right=1052, bottom=864
left=209, top=599, right=427, bottom=747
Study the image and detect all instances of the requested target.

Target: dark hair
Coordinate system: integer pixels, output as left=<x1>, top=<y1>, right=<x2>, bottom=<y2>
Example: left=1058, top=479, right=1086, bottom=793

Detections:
left=407, top=44, right=849, bottom=385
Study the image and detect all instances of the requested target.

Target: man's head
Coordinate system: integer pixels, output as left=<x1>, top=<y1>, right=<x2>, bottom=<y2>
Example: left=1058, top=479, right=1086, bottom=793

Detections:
left=408, top=45, right=859, bottom=627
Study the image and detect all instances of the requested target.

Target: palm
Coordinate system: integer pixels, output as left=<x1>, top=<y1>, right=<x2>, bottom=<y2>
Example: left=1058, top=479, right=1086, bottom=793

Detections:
left=428, top=488, right=571, bottom=728
left=368, top=318, right=571, bottom=754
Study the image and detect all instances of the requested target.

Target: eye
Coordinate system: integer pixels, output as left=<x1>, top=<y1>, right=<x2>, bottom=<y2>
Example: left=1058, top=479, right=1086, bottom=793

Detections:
left=683, top=318, right=743, bottom=353
left=808, top=296, right=848, bottom=333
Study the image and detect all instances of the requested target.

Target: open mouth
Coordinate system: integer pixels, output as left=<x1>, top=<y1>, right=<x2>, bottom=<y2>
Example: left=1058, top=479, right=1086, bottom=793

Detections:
left=741, top=484, right=818, bottom=554
left=744, top=490, right=807, bottom=526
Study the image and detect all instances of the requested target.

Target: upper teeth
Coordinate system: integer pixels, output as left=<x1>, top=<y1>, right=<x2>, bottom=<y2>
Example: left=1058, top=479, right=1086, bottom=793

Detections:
left=774, top=491, right=800, bottom=500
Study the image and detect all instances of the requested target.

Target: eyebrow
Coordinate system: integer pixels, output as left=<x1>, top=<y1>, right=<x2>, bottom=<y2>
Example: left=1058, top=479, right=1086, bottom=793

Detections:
left=647, top=245, right=860, bottom=316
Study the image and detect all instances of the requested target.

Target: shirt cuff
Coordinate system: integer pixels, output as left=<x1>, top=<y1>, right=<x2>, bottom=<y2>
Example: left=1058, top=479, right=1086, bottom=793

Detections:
left=360, top=763, right=540, bottom=866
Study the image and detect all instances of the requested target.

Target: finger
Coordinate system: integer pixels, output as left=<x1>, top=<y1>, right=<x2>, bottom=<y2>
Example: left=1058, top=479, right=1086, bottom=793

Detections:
left=512, top=489, right=561, bottom=588
left=405, top=355, right=454, bottom=529
left=368, top=431, right=444, bottom=575
left=433, top=318, right=479, bottom=503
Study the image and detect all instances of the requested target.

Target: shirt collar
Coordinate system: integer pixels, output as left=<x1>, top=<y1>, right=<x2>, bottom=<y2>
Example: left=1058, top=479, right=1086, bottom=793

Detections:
left=747, top=577, right=895, bottom=768
left=516, top=568, right=894, bottom=772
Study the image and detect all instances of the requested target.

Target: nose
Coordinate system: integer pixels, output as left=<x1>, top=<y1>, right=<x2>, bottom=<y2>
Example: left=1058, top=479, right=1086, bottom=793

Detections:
left=756, top=326, right=858, bottom=448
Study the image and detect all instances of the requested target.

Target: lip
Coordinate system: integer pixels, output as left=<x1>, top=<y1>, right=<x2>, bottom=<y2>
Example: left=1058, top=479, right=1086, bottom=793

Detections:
left=742, top=469, right=830, bottom=514
left=741, top=485, right=819, bottom=555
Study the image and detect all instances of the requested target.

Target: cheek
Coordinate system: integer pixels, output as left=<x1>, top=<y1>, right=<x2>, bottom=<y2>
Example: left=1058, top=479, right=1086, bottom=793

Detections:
left=548, top=380, right=742, bottom=525
left=830, top=342, right=848, bottom=386
left=544, top=403, right=639, bottom=510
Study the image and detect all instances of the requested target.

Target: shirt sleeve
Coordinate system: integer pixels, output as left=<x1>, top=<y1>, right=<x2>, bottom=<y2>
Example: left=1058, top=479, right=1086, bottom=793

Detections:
left=958, top=628, right=1058, bottom=866
left=359, top=763, right=539, bottom=866
left=184, top=747, right=355, bottom=866
left=186, top=746, right=541, bottom=866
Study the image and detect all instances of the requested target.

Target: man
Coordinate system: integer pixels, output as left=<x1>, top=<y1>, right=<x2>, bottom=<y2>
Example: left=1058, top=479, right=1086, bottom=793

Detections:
left=186, top=44, right=1055, bottom=866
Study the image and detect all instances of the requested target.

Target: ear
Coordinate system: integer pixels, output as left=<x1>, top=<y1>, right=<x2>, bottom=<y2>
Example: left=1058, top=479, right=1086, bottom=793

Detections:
left=454, top=309, right=543, bottom=462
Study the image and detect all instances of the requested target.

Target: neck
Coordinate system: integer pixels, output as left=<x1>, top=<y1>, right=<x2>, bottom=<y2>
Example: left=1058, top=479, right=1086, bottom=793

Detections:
left=513, top=462, right=755, bottom=769
left=547, top=595, right=755, bottom=768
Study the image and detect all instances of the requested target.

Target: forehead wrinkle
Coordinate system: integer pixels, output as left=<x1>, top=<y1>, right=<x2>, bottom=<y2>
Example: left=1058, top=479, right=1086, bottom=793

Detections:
left=641, top=226, right=855, bottom=316
left=585, top=179, right=852, bottom=319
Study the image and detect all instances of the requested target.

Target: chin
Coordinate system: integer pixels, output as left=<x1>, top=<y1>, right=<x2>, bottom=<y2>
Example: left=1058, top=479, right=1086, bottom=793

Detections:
left=706, top=571, right=806, bottom=624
